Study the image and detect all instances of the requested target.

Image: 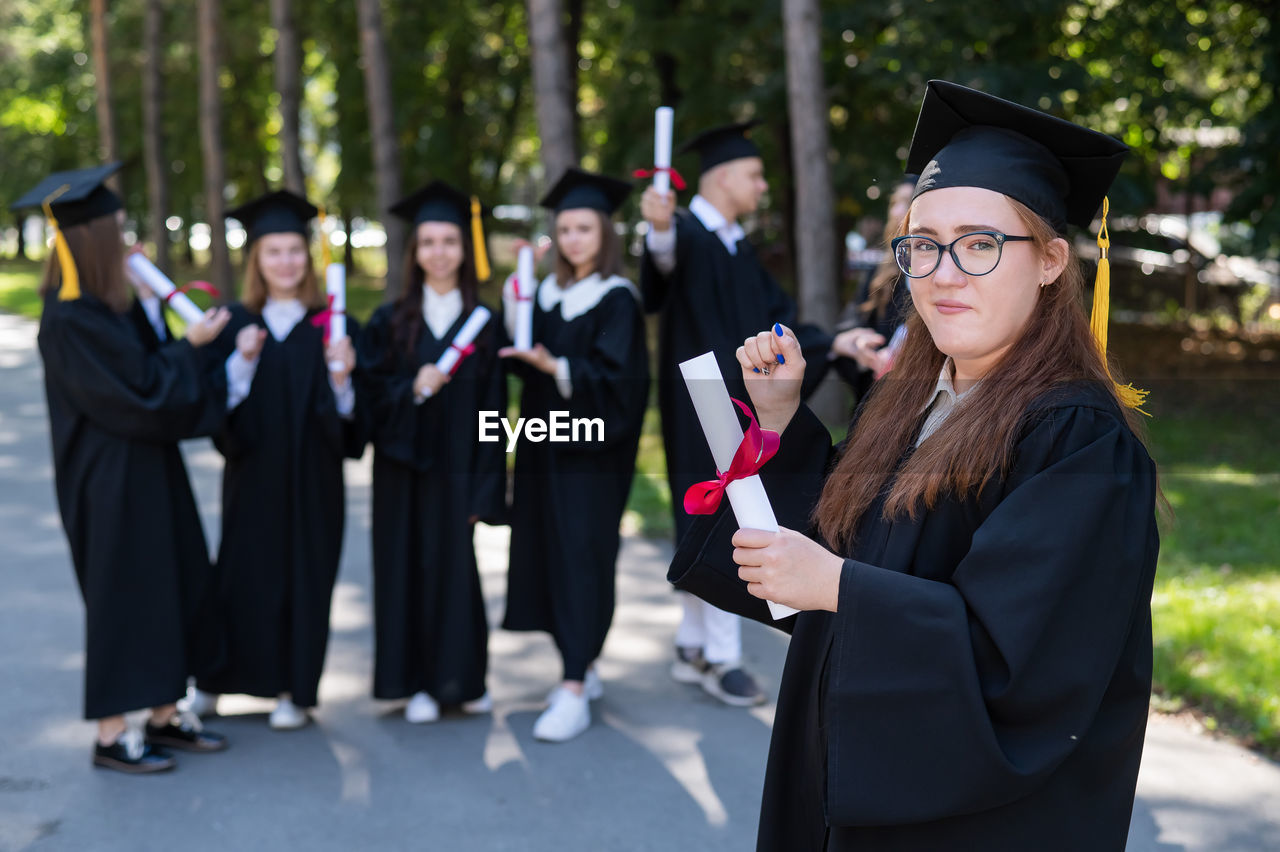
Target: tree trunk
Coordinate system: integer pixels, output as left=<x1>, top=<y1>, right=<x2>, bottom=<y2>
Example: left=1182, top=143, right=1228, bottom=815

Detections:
left=527, top=0, right=578, bottom=184
left=356, top=0, right=405, bottom=299
left=142, top=0, right=171, bottom=274
left=197, top=0, right=233, bottom=295
left=782, top=0, right=842, bottom=422
left=15, top=217, right=27, bottom=261
left=271, top=0, right=305, bottom=194
left=89, top=0, right=121, bottom=194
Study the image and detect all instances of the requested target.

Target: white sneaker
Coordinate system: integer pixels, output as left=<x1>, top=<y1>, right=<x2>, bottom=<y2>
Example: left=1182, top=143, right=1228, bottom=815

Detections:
left=584, top=668, right=604, bottom=701
left=461, top=692, right=493, bottom=715
left=404, top=691, right=440, bottom=724
left=532, top=688, right=591, bottom=743
left=178, top=686, right=219, bottom=717
left=268, top=695, right=309, bottom=730
left=545, top=670, right=604, bottom=703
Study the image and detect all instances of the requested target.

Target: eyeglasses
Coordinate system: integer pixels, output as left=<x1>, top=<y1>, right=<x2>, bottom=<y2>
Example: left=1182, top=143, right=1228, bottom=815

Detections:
left=890, top=231, right=1034, bottom=278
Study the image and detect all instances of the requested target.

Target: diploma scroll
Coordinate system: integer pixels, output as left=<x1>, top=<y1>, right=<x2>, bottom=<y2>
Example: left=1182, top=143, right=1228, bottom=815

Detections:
left=514, top=245, right=535, bottom=351
left=325, top=263, right=347, bottom=371
left=125, top=254, right=207, bottom=326
left=435, top=305, right=492, bottom=376
left=653, top=107, right=675, bottom=195
left=679, top=352, right=798, bottom=620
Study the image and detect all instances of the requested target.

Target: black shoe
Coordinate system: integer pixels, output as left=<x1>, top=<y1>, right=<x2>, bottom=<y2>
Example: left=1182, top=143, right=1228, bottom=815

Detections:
left=701, top=664, right=767, bottom=707
left=93, top=733, right=176, bottom=774
left=145, top=711, right=228, bottom=753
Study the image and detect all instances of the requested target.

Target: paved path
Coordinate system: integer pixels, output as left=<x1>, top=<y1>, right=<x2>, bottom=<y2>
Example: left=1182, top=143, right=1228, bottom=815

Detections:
left=0, top=313, right=1276, bottom=851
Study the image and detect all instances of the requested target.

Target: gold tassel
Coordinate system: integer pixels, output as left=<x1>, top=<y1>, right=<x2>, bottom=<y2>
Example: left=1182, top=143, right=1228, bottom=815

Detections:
left=471, top=196, right=491, bottom=281
left=318, top=206, right=332, bottom=268
left=42, top=186, right=80, bottom=301
left=1090, top=197, right=1150, bottom=414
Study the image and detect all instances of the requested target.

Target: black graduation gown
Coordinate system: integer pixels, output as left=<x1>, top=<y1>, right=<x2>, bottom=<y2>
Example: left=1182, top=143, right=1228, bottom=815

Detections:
left=838, top=269, right=911, bottom=403
left=669, top=381, right=1160, bottom=851
left=38, top=293, right=226, bottom=719
left=640, top=210, right=834, bottom=541
left=357, top=300, right=507, bottom=704
left=502, top=280, right=649, bottom=682
left=197, top=304, right=365, bottom=708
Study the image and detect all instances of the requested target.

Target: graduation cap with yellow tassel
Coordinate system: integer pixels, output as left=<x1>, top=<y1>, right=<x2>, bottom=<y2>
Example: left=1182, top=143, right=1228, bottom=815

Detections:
left=10, top=163, right=125, bottom=301
left=389, top=181, right=491, bottom=281
left=904, top=79, right=1148, bottom=412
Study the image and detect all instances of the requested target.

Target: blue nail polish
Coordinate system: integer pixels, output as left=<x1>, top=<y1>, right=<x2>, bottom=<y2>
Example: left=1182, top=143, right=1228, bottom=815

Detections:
left=776, top=354, right=785, bottom=366
left=753, top=367, right=761, bottom=373
left=774, top=323, right=783, bottom=336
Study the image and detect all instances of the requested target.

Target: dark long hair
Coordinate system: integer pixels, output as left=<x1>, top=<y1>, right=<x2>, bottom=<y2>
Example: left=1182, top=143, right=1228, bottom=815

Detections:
left=813, top=197, right=1150, bottom=551
left=391, top=221, right=479, bottom=355
left=40, top=215, right=130, bottom=313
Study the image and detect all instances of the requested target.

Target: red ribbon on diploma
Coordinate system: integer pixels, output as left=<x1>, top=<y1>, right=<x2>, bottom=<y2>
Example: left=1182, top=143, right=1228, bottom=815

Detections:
left=310, top=294, right=345, bottom=344
left=632, top=166, right=687, bottom=191
left=447, top=342, right=476, bottom=376
left=683, top=398, right=779, bottom=516
left=165, top=281, right=221, bottom=303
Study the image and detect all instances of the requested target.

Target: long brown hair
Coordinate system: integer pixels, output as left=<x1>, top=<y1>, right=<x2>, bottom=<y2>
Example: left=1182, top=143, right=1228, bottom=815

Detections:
left=390, top=221, right=480, bottom=354
left=553, top=210, right=623, bottom=286
left=39, top=215, right=130, bottom=314
left=813, top=197, right=1149, bottom=551
left=240, top=236, right=324, bottom=314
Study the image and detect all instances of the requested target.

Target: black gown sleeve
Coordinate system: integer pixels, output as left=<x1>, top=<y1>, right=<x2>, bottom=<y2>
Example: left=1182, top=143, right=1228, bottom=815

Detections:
left=824, top=404, right=1159, bottom=826
left=39, top=298, right=227, bottom=442
left=468, top=320, right=510, bottom=524
left=557, top=289, right=649, bottom=451
left=356, top=306, right=422, bottom=462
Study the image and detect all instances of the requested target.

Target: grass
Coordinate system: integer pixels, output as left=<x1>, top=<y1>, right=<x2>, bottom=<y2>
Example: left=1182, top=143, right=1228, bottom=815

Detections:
left=1145, top=411, right=1280, bottom=755
left=5, top=255, right=1278, bottom=753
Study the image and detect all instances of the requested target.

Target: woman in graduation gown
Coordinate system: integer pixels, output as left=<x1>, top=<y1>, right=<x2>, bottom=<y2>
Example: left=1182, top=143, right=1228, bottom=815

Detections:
left=26, top=164, right=231, bottom=772
left=357, top=181, right=507, bottom=723
left=191, top=190, right=365, bottom=730
left=500, top=168, right=650, bottom=742
left=670, top=81, right=1161, bottom=851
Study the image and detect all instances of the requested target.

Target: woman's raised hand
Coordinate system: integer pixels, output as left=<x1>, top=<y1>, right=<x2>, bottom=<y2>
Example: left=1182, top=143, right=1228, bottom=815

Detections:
left=736, top=323, right=804, bottom=434
left=186, top=308, right=232, bottom=347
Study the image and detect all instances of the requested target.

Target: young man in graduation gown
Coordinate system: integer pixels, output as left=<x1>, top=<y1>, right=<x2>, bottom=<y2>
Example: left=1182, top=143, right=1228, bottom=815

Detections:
left=22, top=164, right=230, bottom=772
left=358, top=181, right=507, bottom=722
left=669, top=81, right=1160, bottom=851
left=639, top=122, right=833, bottom=707
left=190, top=190, right=366, bottom=729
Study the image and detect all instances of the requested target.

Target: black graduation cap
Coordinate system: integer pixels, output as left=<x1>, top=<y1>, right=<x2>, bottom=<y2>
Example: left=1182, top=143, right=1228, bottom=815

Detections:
left=539, top=167, right=632, bottom=214
left=679, top=120, right=762, bottom=173
left=390, top=180, right=493, bottom=280
left=389, top=180, right=474, bottom=228
left=905, top=80, right=1127, bottom=233
left=10, top=162, right=123, bottom=227
left=226, top=189, right=318, bottom=245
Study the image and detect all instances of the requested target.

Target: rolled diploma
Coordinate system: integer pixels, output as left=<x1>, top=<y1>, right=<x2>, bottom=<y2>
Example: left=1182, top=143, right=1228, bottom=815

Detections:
left=654, top=106, right=674, bottom=195
left=679, top=351, right=798, bottom=620
left=125, top=254, right=206, bottom=326
left=435, top=305, right=492, bottom=375
left=326, top=263, right=347, bottom=371
left=514, top=245, right=535, bottom=351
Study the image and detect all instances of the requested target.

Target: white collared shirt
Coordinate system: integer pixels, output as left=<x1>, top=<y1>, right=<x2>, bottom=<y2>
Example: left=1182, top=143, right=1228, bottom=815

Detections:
left=644, top=193, right=746, bottom=274
left=261, top=297, right=308, bottom=342
left=423, top=286, right=463, bottom=340
left=916, top=358, right=979, bottom=446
